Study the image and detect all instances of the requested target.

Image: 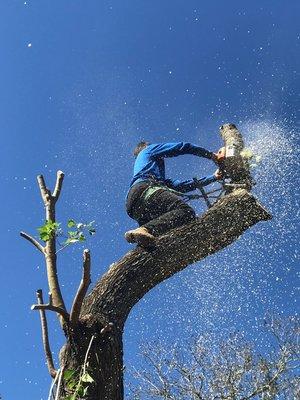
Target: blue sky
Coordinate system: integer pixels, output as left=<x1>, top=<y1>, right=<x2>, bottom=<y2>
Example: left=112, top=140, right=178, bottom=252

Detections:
left=0, top=1, right=299, bottom=399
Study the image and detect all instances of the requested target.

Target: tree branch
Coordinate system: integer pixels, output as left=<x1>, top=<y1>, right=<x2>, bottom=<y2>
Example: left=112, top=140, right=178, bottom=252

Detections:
left=70, top=249, right=91, bottom=325
left=20, top=231, right=45, bottom=253
left=35, top=289, right=57, bottom=378
left=36, top=172, right=67, bottom=327
left=32, top=292, right=69, bottom=322
left=37, top=174, right=50, bottom=203
left=52, top=170, right=65, bottom=201
left=82, top=189, right=271, bottom=325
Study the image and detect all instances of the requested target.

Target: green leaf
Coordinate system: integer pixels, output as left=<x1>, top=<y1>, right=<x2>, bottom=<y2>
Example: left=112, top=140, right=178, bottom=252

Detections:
left=37, top=220, right=60, bottom=242
left=65, top=238, right=79, bottom=245
left=81, top=372, right=94, bottom=383
left=77, top=385, right=85, bottom=396
left=68, top=231, right=78, bottom=238
left=67, top=379, right=77, bottom=390
left=40, top=232, right=50, bottom=242
left=68, top=219, right=76, bottom=228
left=79, top=233, right=86, bottom=242
left=63, top=369, right=76, bottom=381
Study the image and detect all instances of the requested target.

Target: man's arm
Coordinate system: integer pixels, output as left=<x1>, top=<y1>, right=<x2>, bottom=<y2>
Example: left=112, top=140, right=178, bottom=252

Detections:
left=149, top=142, right=214, bottom=160
left=166, top=174, right=217, bottom=193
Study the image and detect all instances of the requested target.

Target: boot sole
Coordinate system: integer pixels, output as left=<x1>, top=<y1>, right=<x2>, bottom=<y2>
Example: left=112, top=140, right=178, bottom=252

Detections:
left=134, top=233, right=155, bottom=248
left=125, top=231, right=155, bottom=248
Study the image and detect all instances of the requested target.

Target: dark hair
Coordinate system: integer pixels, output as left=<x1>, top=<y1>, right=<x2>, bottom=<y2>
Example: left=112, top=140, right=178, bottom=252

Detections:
left=133, top=141, right=149, bottom=157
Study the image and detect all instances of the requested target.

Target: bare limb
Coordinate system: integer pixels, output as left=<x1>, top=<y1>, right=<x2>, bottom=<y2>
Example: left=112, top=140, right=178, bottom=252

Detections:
left=35, top=289, right=57, bottom=378
left=70, top=249, right=91, bottom=325
left=52, top=170, right=65, bottom=201
left=20, top=231, right=45, bottom=253
left=37, top=174, right=50, bottom=203
left=32, top=304, right=69, bottom=321
left=32, top=292, right=69, bottom=322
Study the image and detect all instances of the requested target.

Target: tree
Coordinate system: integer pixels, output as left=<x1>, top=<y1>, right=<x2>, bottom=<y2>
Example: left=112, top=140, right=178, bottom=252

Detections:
left=21, top=125, right=271, bottom=400
left=130, top=315, right=300, bottom=400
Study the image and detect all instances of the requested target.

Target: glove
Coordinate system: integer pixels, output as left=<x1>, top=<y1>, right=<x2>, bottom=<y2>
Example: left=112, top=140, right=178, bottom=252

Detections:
left=212, top=147, right=226, bottom=163
left=214, top=168, right=224, bottom=180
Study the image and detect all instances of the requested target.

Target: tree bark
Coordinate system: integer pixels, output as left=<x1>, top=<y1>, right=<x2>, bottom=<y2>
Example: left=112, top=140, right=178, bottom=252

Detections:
left=60, top=188, right=271, bottom=400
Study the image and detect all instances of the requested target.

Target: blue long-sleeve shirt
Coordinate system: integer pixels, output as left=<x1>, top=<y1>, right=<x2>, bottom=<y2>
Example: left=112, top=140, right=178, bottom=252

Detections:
left=130, top=142, right=217, bottom=192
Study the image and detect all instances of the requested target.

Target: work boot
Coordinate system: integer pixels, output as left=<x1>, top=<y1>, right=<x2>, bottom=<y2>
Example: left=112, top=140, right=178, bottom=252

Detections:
left=124, top=227, right=155, bottom=248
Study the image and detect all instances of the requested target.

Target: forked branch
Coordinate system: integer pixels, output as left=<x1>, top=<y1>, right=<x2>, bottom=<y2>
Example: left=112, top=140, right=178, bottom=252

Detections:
left=36, top=172, right=67, bottom=326
left=70, top=249, right=91, bottom=325
left=36, top=289, right=57, bottom=378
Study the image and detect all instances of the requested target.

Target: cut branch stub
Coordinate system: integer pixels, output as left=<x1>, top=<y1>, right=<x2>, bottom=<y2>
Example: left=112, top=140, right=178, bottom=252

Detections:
left=53, top=170, right=65, bottom=202
left=70, top=249, right=92, bottom=326
left=37, top=174, right=50, bottom=204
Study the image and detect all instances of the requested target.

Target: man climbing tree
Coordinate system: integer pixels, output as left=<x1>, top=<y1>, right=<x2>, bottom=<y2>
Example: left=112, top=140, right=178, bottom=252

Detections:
left=125, top=141, right=224, bottom=247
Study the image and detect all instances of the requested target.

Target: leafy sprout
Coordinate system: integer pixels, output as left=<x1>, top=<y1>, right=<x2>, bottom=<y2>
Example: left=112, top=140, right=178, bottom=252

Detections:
left=63, top=368, right=94, bottom=400
left=37, top=219, right=96, bottom=252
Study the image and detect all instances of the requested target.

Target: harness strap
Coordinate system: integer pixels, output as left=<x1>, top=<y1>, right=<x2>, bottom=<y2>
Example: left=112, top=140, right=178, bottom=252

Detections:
left=141, top=182, right=187, bottom=202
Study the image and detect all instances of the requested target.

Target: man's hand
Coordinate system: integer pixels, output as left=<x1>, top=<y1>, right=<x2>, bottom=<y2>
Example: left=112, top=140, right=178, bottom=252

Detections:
left=214, top=169, right=224, bottom=180
left=212, top=147, right=226, bottom=163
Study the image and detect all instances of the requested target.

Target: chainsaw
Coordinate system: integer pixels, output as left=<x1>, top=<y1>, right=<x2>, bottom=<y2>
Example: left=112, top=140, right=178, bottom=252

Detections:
left=186, top=123, right=255, bottom=208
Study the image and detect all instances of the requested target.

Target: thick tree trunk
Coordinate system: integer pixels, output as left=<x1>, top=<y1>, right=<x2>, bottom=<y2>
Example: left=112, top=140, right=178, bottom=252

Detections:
left=59, top=189, right=271, bottom=400
left=60, top=321, right=124, bottom=400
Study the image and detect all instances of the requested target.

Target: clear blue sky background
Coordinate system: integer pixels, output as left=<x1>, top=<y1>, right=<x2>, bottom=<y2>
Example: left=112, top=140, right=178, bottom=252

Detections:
left=0, top=1, right=299, bottom=399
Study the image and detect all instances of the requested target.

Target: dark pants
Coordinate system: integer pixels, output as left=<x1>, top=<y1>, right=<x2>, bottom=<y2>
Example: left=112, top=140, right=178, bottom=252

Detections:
left=126, top=182, right=196, bottom=236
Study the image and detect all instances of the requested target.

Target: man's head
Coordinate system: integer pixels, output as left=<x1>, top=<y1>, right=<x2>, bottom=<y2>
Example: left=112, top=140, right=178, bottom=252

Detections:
left=133, top=141, right=149, bottom=158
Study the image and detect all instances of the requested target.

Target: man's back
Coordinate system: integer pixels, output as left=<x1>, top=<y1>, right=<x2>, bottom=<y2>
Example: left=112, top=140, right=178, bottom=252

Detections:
left=131, top=142, right=213, bottom=187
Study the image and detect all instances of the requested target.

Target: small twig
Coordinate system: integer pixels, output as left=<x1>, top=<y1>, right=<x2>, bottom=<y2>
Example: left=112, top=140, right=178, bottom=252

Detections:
left=20, top=231, right=45, bottom=253
left=31, top=295, right=70, bottom=322
left=36, top=290, right=57, bottom=378
left=83, top=335, right=95, bottom=375
left=54, top=366, right=65, bottom=400
left=53, top=170, right=65, bottom=201
left=47, top=368, right=60, bottom=400
left=55, top=242, right=71, bottom=255
left=71, top=335, right=95, bottom=400
left=70, top=249, right=91, bottom=325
